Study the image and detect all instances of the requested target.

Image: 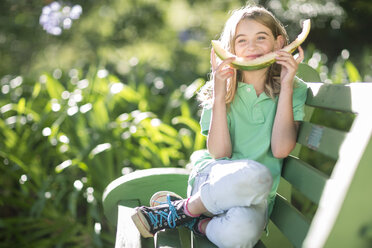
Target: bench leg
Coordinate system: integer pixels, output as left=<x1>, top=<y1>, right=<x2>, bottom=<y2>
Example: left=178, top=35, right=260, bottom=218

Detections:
left=115, top=204, right=141, bottom=248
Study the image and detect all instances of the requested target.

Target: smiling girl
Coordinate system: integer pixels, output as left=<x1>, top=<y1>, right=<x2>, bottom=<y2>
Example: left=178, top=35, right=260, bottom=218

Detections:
left=131, top=5, right=308, bottom=248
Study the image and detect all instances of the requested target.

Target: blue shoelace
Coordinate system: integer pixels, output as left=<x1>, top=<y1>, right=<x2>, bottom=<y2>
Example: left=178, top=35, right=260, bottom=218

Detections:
left=148, top=194, right=180, bottom=229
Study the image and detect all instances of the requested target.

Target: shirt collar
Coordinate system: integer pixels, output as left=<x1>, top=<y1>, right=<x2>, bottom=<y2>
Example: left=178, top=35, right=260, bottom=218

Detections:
left=237, top=82, right=271, bottom=101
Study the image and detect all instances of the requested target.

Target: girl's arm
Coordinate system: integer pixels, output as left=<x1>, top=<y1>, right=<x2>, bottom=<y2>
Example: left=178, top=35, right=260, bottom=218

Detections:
left=271, top=47, right=304, bottom=158
left=207, top=97, right=232, bottom=159
left=271, top=87, right=299, bottom=158
left=207, top=50, right=234, bottom=159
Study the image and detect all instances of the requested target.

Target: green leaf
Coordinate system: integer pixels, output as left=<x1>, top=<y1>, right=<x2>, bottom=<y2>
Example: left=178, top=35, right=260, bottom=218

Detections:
left=0, top=119, right=18, bottom=149
left=172, top=116, right=200, bottom=133
left=180, top=102, right=191, bottom=118
left=44, top=74, right=65, bottom=99
left=32, top=82, right=41, bottom=99
left=157, top=122, right=178, bottom=137
left=297, top=63, right=321, bottom=82
left=345, top=60, right=361, bottom=82
left=180, top=132, right=193, bottom=149
left=194, top=132, right=206, bottom=151
left=90, top=99, right=110, bottom=129
left=117, top=84, right=141, bottom=103
left=17, top=98, right=26, bottom=114
left=184, top=78, right=205, bottom=99
left=159, top=149, right=170, bottom=166
left=89, top=143, right=112, bottom=159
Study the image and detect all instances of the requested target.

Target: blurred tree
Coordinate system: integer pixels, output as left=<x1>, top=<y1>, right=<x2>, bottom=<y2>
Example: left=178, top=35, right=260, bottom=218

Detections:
left=1, top=0, right=371, bottom=81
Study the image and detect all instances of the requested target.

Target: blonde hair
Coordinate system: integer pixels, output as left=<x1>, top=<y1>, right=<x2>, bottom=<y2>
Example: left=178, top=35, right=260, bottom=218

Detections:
left=198, top=5, right=289, bottom=107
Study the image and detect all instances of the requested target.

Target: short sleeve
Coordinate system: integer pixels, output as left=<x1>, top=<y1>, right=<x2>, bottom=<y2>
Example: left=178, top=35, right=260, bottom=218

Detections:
left=199, top=107, right=212, bottom=136
left=292, top=77, right=308, bottom=121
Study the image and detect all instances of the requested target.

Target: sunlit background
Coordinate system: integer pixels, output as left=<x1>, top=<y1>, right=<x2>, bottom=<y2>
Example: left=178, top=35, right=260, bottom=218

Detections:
left=1, top=0, right=372, bottom=247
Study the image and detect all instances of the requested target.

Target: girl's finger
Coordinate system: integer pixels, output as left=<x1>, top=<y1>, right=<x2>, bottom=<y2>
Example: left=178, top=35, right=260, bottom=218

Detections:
left=276, top=50, right=292, bottom=56
left=276, top=60, right=297, bottom=71
left=211, top=48, right=218, bottom=72
left=276, top=56, right=297, bottom=68
left=216, top=57, right=235, bottom=72
left=218, top=71, right=235, bottom=81
left=295, top=46, right=304, bottom=64
left=276, top=52, right=298, bottom=67
left=216, top=67, right=234, bottom=77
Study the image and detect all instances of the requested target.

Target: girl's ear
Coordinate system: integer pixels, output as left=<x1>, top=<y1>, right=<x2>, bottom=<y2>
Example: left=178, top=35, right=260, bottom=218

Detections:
left=274, top=35, right=285, bottom=50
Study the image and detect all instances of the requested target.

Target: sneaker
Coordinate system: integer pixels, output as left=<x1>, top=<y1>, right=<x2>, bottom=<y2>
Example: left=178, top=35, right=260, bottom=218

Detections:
left=150, top=191, right=183, bottom=207
left=150, top=191, right=209, bottom=236
left=131, top=195, right=193, bottom=238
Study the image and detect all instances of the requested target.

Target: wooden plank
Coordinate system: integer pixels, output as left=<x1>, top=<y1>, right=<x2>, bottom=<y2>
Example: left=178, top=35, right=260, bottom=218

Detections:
left=191, top=232, right=267, bottom=248
left=192, top=233, right=218, bottom=248
left=270, top=195, right=310, bottom=248
left=178, top=227, right=192, bottom=248
left=115, top=204, right=142, bottom=248
left=282, top=156, right=328, bottom=204
left=322, top=134, right=372, bottom=248
left=155, top=229, right=182, bottom=248
left=254, top=240, right=266, bottom=248
left=155, top=228, right=192, bottom=248
left=303, top=110, right=372, bottom=247
left=306, top=83, right=354, bottom=113
left=306, top=83, right=372, bottom=114
left=260, top=221, right=294, bottom=248
left=297, top=122, right=347, bottom=160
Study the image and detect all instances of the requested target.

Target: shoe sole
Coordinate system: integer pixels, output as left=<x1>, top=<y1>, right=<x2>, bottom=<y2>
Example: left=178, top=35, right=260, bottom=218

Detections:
left=150, top=191, right=183, bottom=207
left=131, top=209, right=154, bottom=238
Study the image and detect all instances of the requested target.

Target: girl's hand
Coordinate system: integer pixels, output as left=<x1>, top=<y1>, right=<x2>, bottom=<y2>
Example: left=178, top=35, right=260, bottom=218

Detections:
left=211, top=48, right=235, bottom=102
left=275, top=46, right=304, bottom=91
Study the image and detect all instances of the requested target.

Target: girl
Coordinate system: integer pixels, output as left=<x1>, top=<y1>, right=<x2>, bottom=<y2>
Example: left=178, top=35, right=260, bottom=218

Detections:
left=131, top=5, right=307, bottom=248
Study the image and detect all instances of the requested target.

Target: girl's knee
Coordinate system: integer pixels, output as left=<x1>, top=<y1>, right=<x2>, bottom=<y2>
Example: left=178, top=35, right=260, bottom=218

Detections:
left=235, top=160, right=273, bottom=193
left=209, top=207, right=265, bottom=247
left=229, top=207, right=265, bottom=240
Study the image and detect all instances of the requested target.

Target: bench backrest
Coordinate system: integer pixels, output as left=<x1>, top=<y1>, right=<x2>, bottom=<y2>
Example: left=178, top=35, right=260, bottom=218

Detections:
left=270, top=82, right=372, bottom=248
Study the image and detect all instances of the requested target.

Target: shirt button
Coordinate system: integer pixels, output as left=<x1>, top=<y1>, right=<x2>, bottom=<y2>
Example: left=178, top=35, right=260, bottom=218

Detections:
left=246, top=88, right=251, bottom=92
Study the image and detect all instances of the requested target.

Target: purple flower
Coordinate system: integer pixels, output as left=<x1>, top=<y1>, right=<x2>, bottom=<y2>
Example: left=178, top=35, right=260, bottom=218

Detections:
left=39, top=1, right=82, bottom=36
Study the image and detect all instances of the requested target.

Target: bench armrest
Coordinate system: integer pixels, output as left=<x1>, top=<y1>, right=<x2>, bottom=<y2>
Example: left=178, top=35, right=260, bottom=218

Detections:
left=102, top=167, right=190, bottom=225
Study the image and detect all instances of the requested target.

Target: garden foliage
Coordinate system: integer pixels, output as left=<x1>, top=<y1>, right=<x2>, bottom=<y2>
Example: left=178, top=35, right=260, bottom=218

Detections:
left=1, top=0, right=371, bottom=247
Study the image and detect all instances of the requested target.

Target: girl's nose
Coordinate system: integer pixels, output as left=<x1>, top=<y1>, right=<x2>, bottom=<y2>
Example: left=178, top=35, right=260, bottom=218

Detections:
left=245, top=41, right=256, bottom=50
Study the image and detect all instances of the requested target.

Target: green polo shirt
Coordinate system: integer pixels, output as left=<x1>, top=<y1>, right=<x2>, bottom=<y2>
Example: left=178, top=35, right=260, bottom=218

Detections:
left=189, top=77, right=307, bottom=215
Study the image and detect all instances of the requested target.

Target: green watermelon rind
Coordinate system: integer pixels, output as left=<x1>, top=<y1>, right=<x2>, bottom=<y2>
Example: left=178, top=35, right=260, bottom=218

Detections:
left=212, top=19, right=311, bottom=71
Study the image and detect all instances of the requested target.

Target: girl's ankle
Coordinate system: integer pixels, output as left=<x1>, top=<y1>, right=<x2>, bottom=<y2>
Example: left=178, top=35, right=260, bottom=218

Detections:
left=183, top=198, right=200, bottom=217
left=198, top=218, right=210, bottom=235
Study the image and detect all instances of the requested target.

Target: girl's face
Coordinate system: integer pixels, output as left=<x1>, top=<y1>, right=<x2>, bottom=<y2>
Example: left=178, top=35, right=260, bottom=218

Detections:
left=234, top=19, right=283, bottom=60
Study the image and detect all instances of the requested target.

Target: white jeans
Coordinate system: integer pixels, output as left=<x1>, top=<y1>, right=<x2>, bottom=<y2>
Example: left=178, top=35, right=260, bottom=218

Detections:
left=187, top=159, right=273, bottom=248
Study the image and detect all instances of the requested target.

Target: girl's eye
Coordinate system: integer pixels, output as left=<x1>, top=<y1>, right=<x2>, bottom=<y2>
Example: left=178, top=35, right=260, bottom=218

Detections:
left=257, top=36, right=266, bottom=40
left=237, top=39, right=246, bottom=43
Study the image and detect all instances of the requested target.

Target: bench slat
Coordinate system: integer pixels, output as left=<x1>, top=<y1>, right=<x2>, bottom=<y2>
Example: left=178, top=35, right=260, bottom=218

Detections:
left=306, top=83, right=354, bottom=113
left=306, top=82, right=372, bottom=114
left=271, top=195, right=310, bottom=248
left=193, top=233, right=218, bottom=248
left=155, top=229, right=182, bottom=248
left=297, top=122, right=347, bottom=160
left=282, top=156, right=328, bottom=204
left=254, top=240, right=267, bottom=248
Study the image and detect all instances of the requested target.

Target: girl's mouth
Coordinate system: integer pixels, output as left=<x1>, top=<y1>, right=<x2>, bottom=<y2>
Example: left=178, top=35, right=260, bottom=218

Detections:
left=245, top=54, right=261, bottom=60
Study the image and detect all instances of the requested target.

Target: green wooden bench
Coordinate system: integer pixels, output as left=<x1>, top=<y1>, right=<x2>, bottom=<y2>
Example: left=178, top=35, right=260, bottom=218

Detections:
left=103, top=71, right=372, bottom=247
